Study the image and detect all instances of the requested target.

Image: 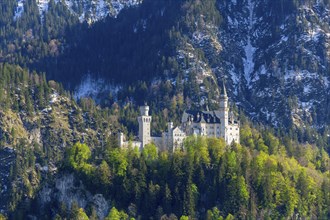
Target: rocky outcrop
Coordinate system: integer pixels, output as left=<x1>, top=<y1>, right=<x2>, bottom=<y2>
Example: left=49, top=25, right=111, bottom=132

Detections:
left=39, top=174, right=110, bottom=219
left=0, top=147, right=16, bottom=213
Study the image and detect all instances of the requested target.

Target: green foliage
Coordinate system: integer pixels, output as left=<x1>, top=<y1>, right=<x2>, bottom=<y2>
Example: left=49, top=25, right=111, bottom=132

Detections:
left=107, top=148, right=128, bottom=177
left=70, top=201, right=80, bottom=219
left=77, top=208, right=89, bottom=220
left=185, top=136, right=210, bottom=164
left=179, top=215, right=189, bottom=220
left=66, top=203, right=89, bottom=220
left=58, top=126, right=328, bottom=219
left=224, top=214, right=234, bottom=220
left=105, top=207, right=129, bottom=220
left=206, top=207, right=223, bottom=220
left=67, top=142, right=92, bottom=173
left=142, top=143, right=158, bottom=162
left=96, top=160, right=112, bottom=186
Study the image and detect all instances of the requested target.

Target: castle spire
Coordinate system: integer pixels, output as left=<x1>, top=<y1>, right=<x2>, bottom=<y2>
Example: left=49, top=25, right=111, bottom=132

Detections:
left=219, top=81, right=228, bottom=141
left=220, top=81, right=227, bottom=97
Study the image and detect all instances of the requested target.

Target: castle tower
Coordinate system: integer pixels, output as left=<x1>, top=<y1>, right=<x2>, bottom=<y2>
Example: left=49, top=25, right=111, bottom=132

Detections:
left=138, top=104, right=152, bottom=147
left=118, top=132, right=124, bottom=147
left=219, top=82, right=229, bottom=141
left=168, top=121, right=173, bottom=132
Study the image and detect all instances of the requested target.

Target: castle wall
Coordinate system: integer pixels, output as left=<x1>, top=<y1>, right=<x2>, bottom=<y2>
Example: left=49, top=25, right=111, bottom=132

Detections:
left=120, top=141, right=142, bottom=149
left=172, top=127, right=186, bottom=152
left=226, top=124, right=240, bottom=144
left=151, top=137, right=163, bottom=148
left=120, top=95, right=240, bottom=151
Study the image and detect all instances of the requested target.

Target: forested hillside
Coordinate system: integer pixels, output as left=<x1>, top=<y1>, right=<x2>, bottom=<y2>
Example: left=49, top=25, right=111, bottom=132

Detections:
left=0, top=0, right=330, bottom=219
left=32, top=133, right=330, bottom=219
left=0, top=63, right=328, bottom=219
left=0, top=63, right=118, bottom=216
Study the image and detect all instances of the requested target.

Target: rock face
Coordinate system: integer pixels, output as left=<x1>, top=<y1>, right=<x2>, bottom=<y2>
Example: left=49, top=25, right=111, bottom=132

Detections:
left=215, top=0, right=330, bottom=127
left=0, top=73, right=116, bottom=215
left=38, top=174, right=110, bottom=219
left=169, top=0, right=330, bottom=127
left=60, top=0, right=330, bottom=128
left=5, top=0, right=330, bottom=128
left=0, top=147, right=16, bottom=213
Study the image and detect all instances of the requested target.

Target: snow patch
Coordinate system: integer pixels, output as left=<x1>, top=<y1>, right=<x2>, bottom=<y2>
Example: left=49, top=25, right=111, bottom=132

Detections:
left=14, top=0, right=25, bottom=21
left=49, top=92, right=59, bottom=104
left=227, top=16, right=238, bottom=26
left=303, top=85, right=312, bottom=94
left=322, top=76, right=329, bottom=87
left=63, top=0, right=142, bottom=23
left=229, top=67, right=239, bottom=86
left=111, top=0, right=125, bottom=16
left=243, top=0, right=256, bottom=88
left=95, top=0, right=110, bottom=20
left=74, top=74, right=121, bottom=100
left=300, top=101, right=313, bottom=111
left=281, top=36, right=288, bottom=42
left=260, top=107, right=276, bottom=122
left=37, top=0, right=50, bottom=21
left=251, top=65, right=266, bottom=83
left=284, top=70, right=324, bottom=83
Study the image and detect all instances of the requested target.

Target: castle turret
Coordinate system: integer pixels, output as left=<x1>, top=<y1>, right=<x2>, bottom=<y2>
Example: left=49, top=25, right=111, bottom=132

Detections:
left=219, top=82, right=228, bottom=141
left=140, top=104, right=149, bottom=116
left=138, top=104, right=152, bottom=148
left=168, top=121, right=173, bottom=132
left=118, top=132, right=124, bottom=147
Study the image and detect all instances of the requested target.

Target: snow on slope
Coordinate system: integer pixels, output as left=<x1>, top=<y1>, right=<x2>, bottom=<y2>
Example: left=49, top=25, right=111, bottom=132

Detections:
left=64, top=0, right=142, bottom=23
left=14, top=0, right=25, bottom=21
left=243, top=0, right=256, bottom=88
left=111, top=0, right=141, bottom=16
left=74, top=74, right=121, bottom=101
left=14, top=0, right=142, bottom=23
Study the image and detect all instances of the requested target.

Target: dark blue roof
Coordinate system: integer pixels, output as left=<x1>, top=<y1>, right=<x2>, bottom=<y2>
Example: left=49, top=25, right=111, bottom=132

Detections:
left=185, top=110, right=221, bottom=124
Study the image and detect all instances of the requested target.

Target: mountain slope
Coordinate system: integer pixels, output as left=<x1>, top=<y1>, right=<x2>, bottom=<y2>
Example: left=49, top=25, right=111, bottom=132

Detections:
left=0, top=0, right=329, bottom=131
left=0, top=64, right=121, bottom=214
left=0, top=65, right=328, bottom=219
left=13, top=0, right=142, bottom=23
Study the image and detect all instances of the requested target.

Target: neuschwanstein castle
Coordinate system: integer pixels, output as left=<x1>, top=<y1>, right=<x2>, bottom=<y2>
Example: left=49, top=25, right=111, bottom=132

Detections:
left=119, top=84, right=240, bottom=151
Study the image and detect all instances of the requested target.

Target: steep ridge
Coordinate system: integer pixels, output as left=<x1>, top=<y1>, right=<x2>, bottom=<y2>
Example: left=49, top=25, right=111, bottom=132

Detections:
left=180, top=0, right=330, bottom=127
left=0, top=64, right=120, bottom=214
left=1, top=0, right=329, bottom=130
left=0, top=148, right=16, bottom=213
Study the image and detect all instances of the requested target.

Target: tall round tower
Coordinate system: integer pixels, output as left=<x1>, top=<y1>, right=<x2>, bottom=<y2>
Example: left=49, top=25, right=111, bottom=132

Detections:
left=219, top=82, right=228, bottom=141
left=138, top=103, right=152, bottom=148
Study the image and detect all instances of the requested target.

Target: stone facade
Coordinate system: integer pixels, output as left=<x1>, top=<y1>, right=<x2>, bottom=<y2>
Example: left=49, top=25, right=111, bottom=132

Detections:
left=119, top=84, right=240, bottom=151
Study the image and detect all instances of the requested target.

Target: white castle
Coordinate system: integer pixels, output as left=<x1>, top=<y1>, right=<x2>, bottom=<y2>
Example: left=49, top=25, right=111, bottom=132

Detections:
left=119, top=83, right=240, bottom=151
